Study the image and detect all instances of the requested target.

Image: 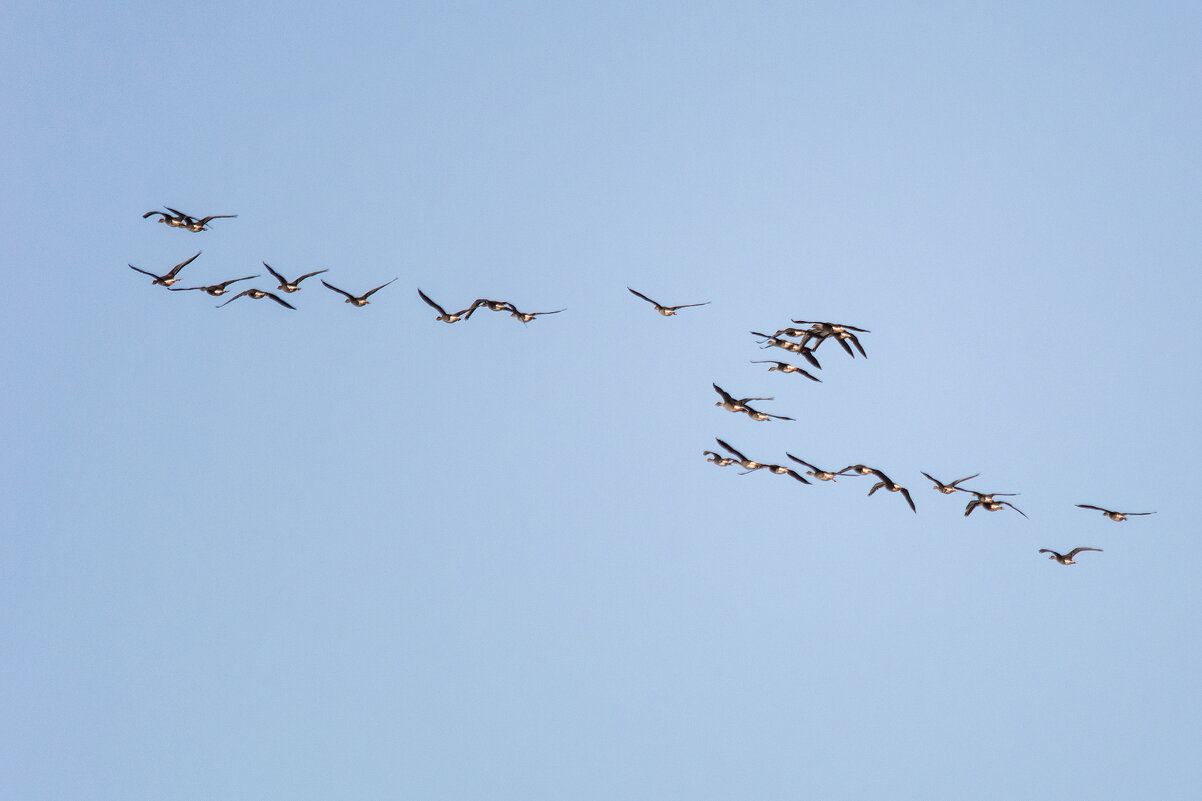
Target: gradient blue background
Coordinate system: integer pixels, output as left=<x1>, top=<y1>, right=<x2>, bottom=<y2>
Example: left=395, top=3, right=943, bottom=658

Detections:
left=3, top=2, right=1200, bottom=798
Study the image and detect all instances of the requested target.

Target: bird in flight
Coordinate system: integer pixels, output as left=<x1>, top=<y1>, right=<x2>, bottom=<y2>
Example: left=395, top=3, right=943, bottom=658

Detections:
left=169, top=274, right=258, bottom=296
left=750, top=332, right=822, bottom=369
left=509, top=306, right=565, bottom=323
left=761, top=464, right=811, bottom=483
left=961, top=490, right=1027, bottom=518
left=714, top=438, right=764, bottom=473
left=749, top=360, right=821, bottom=382
left=167, top=207, right=237, bottom=232
left=626, top=287, right=710, bottom=316
left=865, top=468, right=916, bottom=513
left=142, top=208, right=190, bottom=228
left=786, top=455, right=839, bottom=482
left=128, top=252, right=201, bottom=287
left=742, top=404, right=795, bottom=422
left=263, top=263, right=328, bottom=293
left=790, top=320, right=870, bottom=358
left=712, top=383, right=772, bottom=414
left=1039, top=547, right=1102, bottom=565
left=703, top=450, right=737, bottom=467
left=921, top=471, right=980, bottom=495
left=323, top=278, right=397, bottom=306
left=417, top=289, right=477, bottom=323
left=1075, top=505, right=1156, bottom=522
left=217, top=288, right=296, bottom=309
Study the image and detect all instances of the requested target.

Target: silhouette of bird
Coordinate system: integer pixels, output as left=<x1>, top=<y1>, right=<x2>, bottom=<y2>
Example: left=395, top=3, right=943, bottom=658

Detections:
left=263, top=263, right=328, bottom=293
left=417, top=289, right=474, bottom=322
left=749, top=360, right=821, bottom=382
left=1039, top=547, right=1102, bottom=565
left=626, top=287, right=710, bottom=316
left=921, top=471, right=980, bottom=495
left=1076, top=505, right=1156, bottom=522
left=961, top=490, right=1027, bottom=518
left=463, top=298, right=515, bottom=318
left=322, top=278, right=397, bottom=306
left=169, top=275, right=258, bottom=296
left=217, top=288, right=296, bottom=309
left=128, top=252, right=201, bottom=287
left=703, top=451, right=737, bottom=467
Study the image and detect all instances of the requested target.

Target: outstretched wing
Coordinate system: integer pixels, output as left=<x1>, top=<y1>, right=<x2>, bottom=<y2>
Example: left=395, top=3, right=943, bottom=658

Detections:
left=217, top=289, right=255, bottom=307
left=1067, top=547, right=1102, bottom=559
left=668, top=301, right=710, bottom=310
left=166, top=251, right=202, bottom=277
left=417, top=288, right=448, bottom=315
left=322, top=280, right=356, bottom=300
left=715, top=438, right=747, bottom=461
left=627, top=287, right=660, bottom=306
left=263, top=262, right=288, bottom=285
left=900, top=488, right=916, bottom=513
left=1076, top=504, right=1107, bottom=512
left=127, top=264, right=162, bottom=280
left=363, top=278, right=398, bottom=298
left=262, top=292, right=296, bottom=309
left=295, top=268, right=328, bottom=283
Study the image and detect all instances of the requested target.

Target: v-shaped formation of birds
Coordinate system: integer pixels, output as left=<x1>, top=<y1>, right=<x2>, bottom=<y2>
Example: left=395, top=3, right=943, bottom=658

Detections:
left=134, top=207, right=1155, bottom=565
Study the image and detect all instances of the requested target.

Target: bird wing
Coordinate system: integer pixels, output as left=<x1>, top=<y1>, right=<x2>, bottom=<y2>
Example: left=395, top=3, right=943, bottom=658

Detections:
left=363, top=278, right=398, bottom=298
left=219, top=275, right=258, bottom=289
left=834, top=337, right=855, bottom=357
left=900, top=488, right=916, bottom=513
left=166, top=251, right=202, bottom=276
left=920, top=471, right=944, bottom=487
left=217, top=289, right=254, bottom=307
left=715, top=439, right=747, bottom=461
left=322, top=280, right=355, bottom=300
left=712, top=383, right=735, bottom=403
left=847, top=334, right=868, bottom=358
left=1001, top=502, right=1029, bottom=519
left=417, top=288, right=448, bottom=315
left=796, top=367, right=821, bottom=382
left=263, top=262, right=288, bottom=284
left=164, top=207, right=192, bottom=219
left=295, top=268, right=329, bottom=283
left=964, top=500, right=980, bottom=516
left=1124, top=512, right=1157, bottom=516
left=196, top=214, right=237, bottom=225
left=668, top=301, right=710, bottom=310
left=950, top=474, right=980, bottom=486
left=627, top=287, right=659, bottom=306
left=798, top=349, right=822, bottom=369
left=142, top=210, right=168, bottom=219
left=532, top=308, right=566, bottom=316
left=127, top=264, right=162, bottom=280
left=1076, top=504, right=1107, bottom=512
left=263, top=292, right=296, bottom=309
left=786, top=454, right=819, bottom=471
left=1038, top=549, right=1060, bottom=557
left=1067, top=547, right=1102, bottom=558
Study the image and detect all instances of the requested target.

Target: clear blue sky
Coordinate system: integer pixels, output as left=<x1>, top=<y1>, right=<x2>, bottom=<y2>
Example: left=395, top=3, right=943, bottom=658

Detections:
left=3, top=2, right=1201, bottom=799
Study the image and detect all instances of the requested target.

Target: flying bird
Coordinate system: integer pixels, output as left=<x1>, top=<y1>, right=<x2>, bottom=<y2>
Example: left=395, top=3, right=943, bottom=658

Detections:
left=322, top=278, right=397, bottom=306
left=169, top=274, right=258, bottom=296
left=790, top=320, right=870, bottom=358
left=417, top=288, right=475, bottom=322
left=166, top=207, right=237, bottom=232
left=712, top=384, right=773, bottom=414
left=865, top=468, right=917, bottom=513
left=921, top=471, right=981, bottom=495
left=509, top=306, right=566, bottom=323
left=1076, top=505, right=1156, bottom=521
left=785, top=455, right=839, bottom=482
left=703, top=451, right=737, bottom=467
left=749, top=360, right=821, bottom=382
left=263, top=263, right=328, bottom=293
left=464, top=298, right=515, bottom=318
left=961, top=490, right=1027, bottom=518
left=714, top=438, right=765, bottom=472
left=142, top=208, right=190, bottom=228
left=741, top=404, right=795, bottom=422
left=217, top=288, right=296, bottom=309
left=750, top=332, right=822, bottom=369
left=762, top=464, right=811, bottom=484
left=127, top=251, right=201, bottom=287
left=1039, top=547, right=1102, bottom=565
left=626, top=287, right=710, bottom=316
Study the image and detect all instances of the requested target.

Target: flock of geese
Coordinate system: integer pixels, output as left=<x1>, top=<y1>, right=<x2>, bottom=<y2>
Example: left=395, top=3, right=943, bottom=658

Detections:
left=132, top=207, right=1155, bottom=566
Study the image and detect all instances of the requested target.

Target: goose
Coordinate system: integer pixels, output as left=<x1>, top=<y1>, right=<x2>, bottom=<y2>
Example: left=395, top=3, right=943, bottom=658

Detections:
left=464, top=298, right=515, bottom=317
left=762, top=464, right=811, bottom=484
left=417, top=288, right=474, bottom=322
left=865, top=469, right=916, bottom=513
left=921, top=471, right=980, bottom=495
left=1039, top=547, right=1102, bottom=565
left=714, top=438, right=765, bottom=472
left=790, top=320, right=870, bottom=357
left=127, top=251, right=201, bottom=287
left=322, top=278, right=397, bottom=306
left=263, top=263, right=328, bottom=293
left=509, top=306, right=566, bottom=323
left=712, top=383, right=772, bottom=414
left=749, top=360, right=821, bottom=382
left=1076, top=505, right=1156, bottom=522
left=785, top=455, right=839, bottom=482
left=750, top=332, right=822, bottom=369
left=703, top=451, right=737, bottom=467
left=961, top=490, right=1027, bottom=518
left=171, top=209, right=237, bottom=232
left=169, top=274, right=258, bottom=296
left=142, top=208, right=190, bottom=227
left=217, top=288, right=296, bottom=309
left=626, top=287, right=710, bottom=316
left=741, top=404, right=795, bottom=422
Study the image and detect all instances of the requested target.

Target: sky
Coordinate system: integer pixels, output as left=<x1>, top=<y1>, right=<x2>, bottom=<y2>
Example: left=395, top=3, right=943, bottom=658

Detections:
left=3, top=1, right=1201, bottom=798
